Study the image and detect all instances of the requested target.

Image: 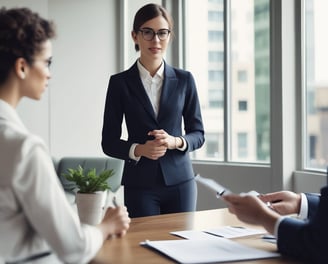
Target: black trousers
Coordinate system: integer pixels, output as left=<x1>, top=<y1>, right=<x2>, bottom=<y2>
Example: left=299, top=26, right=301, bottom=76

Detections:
left=124, top=176, right=197, bottom=218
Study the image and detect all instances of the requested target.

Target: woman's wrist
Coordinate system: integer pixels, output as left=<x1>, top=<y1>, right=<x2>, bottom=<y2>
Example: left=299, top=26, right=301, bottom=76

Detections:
left=134, top=144, right=142, bottom=157
left=175, top=136, right=183, bottom=149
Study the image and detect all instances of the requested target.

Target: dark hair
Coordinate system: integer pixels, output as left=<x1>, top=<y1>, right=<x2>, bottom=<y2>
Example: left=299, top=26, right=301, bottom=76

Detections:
left=133, top=3, right=173, bottom=51
left=0, top=7, right=56, bottom=85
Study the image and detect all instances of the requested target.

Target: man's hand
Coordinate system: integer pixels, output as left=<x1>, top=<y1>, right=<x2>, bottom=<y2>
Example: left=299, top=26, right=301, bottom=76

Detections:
left=223, top=193, right=280, bottom=234
left=258, top=191, right=301, bottom=215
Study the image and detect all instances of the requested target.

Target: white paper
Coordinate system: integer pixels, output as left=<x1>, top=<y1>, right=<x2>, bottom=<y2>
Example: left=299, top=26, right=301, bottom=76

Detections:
left=195, top=174, right=261, bottom=198
left=170, top=230, right=218, bottom=240
left=141, top=238, right=280, bottom=264
left=204, top=226, right=266, bottom=238
left=172, top=226, right=265, bottom=239
left=195, top=174, right=231, bottom=197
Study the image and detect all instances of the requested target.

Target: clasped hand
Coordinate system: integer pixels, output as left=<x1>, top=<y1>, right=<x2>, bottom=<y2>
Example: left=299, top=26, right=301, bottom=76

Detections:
left=135, top=129, right=176, bottom=160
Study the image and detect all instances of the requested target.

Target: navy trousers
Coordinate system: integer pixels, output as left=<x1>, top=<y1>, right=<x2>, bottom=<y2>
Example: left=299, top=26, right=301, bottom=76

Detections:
left=124, top=175, right=197, bottom=218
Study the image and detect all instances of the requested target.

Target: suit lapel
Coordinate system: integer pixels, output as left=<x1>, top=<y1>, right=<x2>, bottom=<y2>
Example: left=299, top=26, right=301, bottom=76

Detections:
left=157, top=64, right=178, bottom=122
left=126, top=63, right=157, bottom=122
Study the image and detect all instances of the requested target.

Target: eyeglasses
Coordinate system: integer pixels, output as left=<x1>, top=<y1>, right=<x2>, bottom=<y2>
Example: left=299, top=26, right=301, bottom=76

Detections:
left=138, top=28, right=171, bottom=41
left=44, top=58, right=52, bottom=68
left=32, top=57, right=52, bottom=68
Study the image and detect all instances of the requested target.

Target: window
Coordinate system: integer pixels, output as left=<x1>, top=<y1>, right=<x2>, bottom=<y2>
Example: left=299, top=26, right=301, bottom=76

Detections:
left=237, top=132, right=248, bottom=158
left=208, top=0, right=223, bottom=4
left=209, top=88, right=223, bottom=108
left=208, top=11, right=223, bottom=23
left=208, top=30, right=224, bottom=42
left=304, top=0, right=328, bottom=170
left=208, top=70, right=224, bottom=82
left=184, top=0, right=270, bottom=163
left=238, top=100, right=248, bottom=111
left=208, top=51, right=224, bottom=63
left=238, top=70, right=247, bottom=82
left=206, top=133, right=220, bottom=158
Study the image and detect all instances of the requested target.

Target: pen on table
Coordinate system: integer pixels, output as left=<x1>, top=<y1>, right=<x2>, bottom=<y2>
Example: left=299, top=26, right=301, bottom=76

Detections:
left=262, top=234, right=276, bottom=240
left=230, top=226, right=245, bottom=229
left=261, top=234, right=277, bottom=244
left=112, top=196, right=118, bottom=207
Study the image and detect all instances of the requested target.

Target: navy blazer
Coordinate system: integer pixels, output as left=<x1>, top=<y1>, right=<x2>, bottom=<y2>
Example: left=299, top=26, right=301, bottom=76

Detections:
left=102, top=62, right=205, bottom=187
left=305, top=192, right=320, bottom=218
left=277, top=186, right=328, bottom=263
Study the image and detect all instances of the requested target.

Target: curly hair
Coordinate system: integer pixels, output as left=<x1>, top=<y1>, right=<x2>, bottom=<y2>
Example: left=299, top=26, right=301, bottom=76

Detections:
left=132, top=3, right=173, bottom=52
left=0, top=7, right=56, bottom=85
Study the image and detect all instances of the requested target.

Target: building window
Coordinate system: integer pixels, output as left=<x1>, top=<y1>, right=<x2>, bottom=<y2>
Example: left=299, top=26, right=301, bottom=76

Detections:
left=206, top=133, right=220, bottom=158
left=209, top=89, right=224, bottom=108
left=208, top=11, right=224, bottom=23
left=238, top=132, right=248, bottom=158
left=238, top=70, right=247, bottom=82
left=238, top=100, right=248, bottom=111
left=208, top=70, right=224, bottom=82
left=209, top=51, right=224, bottom=63
left=208, top=30, right=224, bottom=42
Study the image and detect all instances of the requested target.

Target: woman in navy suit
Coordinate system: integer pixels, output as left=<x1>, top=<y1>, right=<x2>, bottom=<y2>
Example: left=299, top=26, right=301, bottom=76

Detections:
left=102, top=3, right=205, bottom=217
left=223, top=188, right=328, bottom=263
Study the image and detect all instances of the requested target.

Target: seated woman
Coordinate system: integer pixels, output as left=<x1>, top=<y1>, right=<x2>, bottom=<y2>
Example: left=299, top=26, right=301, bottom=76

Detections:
left=0, top=7, right=130, bottom=263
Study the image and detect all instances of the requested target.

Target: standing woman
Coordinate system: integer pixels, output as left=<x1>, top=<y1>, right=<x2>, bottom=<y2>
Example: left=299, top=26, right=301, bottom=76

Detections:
left=102, top=3, right=205, bottom=217
left=0, top=7, right=130, bottom=263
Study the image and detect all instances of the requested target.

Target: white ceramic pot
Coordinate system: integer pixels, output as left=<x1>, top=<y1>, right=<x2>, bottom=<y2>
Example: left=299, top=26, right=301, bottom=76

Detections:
left=75, top=191, right=106, bottom=225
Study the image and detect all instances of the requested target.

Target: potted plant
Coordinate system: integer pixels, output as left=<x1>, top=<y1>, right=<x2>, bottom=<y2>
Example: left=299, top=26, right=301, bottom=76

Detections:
left=62, top=165, right=115, bottom=225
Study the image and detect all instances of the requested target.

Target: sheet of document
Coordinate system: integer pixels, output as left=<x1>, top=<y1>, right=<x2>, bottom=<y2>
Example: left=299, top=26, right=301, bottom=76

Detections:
left=170, top=230, right=219, bottom=240
left=141, top=238, right=280, bottom=264
left=171, top=226, right=266, bottom=239
left=195, top=174, right=231, bottom=197
left=195, top=174, right=260, bottom=198
left=204, top=226, right=266, bottom=238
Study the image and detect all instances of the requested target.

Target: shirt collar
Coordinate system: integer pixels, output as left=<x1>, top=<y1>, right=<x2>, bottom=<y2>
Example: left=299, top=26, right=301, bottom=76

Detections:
left=137, top=60, right=164, bottom=81
left=0, top=99, right=26, bottom=130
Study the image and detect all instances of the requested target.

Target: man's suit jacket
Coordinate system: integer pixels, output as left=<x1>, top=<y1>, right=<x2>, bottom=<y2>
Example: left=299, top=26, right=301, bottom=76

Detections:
left=102, top=61, right=205, bottom=188
left=277, top=186, right=328, bottom=263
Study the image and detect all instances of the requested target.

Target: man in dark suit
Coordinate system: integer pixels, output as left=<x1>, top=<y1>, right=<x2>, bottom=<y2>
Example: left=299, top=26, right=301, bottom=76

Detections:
left=223, top=187, right=328, bottom=263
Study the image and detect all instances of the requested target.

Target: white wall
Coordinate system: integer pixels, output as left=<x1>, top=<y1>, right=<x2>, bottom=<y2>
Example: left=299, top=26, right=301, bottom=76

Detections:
left=2, top=0, right=119, bottom=158
left=48, top=0, right=117, bottom=157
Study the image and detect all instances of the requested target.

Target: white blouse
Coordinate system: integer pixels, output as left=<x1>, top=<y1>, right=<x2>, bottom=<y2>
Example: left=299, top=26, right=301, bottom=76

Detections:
left=0, top=99, right=102, bottom=263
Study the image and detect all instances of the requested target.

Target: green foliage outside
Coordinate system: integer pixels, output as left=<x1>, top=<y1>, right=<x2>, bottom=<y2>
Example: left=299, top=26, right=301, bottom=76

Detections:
left=62, top=165, right=114, bottom=193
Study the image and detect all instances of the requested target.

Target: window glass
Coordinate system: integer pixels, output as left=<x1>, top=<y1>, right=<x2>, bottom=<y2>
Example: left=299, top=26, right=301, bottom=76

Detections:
left=238, top=70, right=248, bottom=82
left=238, top=100, right=248, bottom=111
left=230, top=0, right=270, bottom=162
left=238, top=132, right=248, bottom=158
left=184, top=0, right=270, bottom=162
left=208, top=51, right=224, bottom=63
left=304, top=0, right=328, bottom=170
left=208, top=10, right=224, bottom=23
left=208, top=30, right=224, bottom=42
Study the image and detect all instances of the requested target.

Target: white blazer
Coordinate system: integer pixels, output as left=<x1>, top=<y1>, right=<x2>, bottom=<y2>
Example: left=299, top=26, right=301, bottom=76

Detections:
left=0, top=99, right=102, bottom=263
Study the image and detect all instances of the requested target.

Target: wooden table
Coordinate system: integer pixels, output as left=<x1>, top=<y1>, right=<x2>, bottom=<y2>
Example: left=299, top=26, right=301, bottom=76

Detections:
left=91, top=209, right=301, bottom=264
